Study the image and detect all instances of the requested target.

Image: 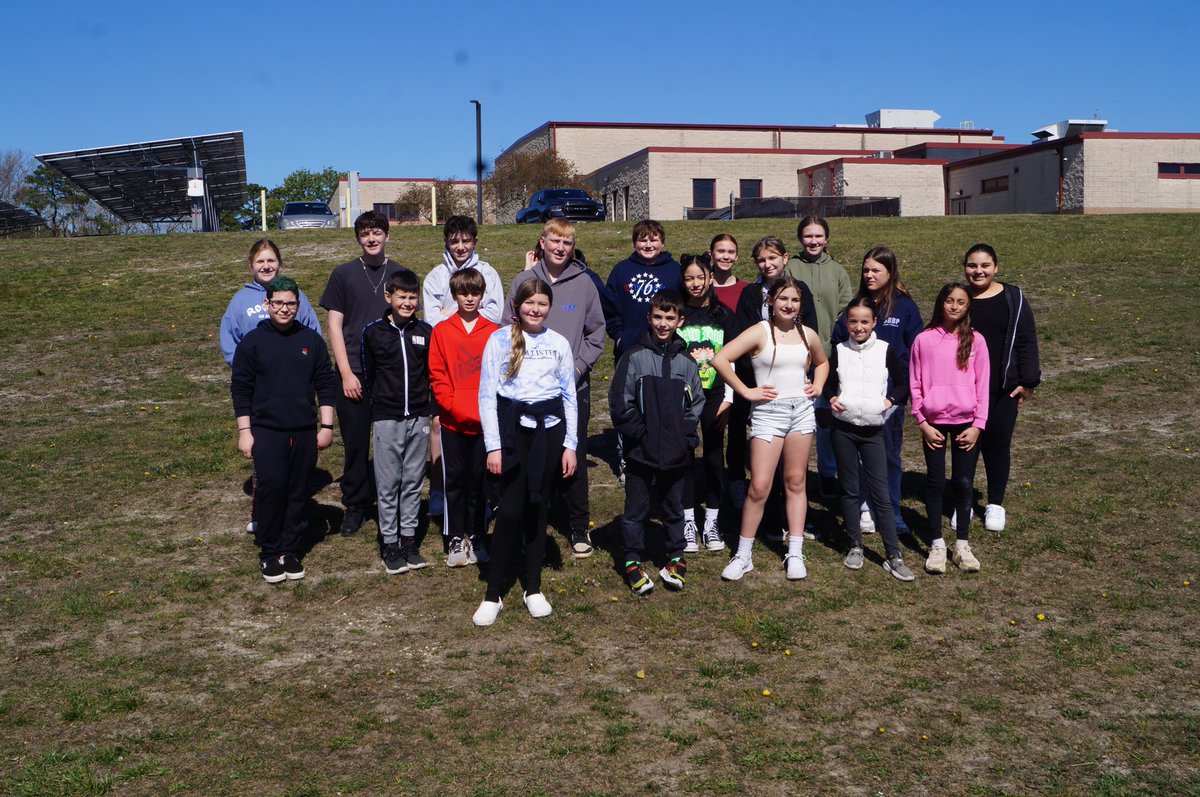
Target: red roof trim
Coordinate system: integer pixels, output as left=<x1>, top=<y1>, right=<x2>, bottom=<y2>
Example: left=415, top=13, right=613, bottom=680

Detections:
left=1079, top=132, right=1200, bottom=140
left=539, top=120, right=999, bottom=136
left=336, top=177, right=475, bottom=185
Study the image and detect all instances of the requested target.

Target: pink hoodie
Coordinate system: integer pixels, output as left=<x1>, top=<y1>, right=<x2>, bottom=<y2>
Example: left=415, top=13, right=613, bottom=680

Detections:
left=909, top=327, right=990, bottom=429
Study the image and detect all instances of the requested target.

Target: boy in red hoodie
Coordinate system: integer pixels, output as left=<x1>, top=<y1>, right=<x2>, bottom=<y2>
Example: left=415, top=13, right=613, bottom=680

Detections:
left=428, top=267, right=499, bottom=567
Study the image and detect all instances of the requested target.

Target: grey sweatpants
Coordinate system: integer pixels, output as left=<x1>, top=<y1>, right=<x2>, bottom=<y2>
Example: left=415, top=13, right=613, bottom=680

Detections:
left=373, top=417, right=431, bottom=544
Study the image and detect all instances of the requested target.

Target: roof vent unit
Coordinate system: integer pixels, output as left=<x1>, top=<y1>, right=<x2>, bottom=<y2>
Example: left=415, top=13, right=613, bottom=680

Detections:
left=865, top=109, right=941, bottom=128
left=1031, top=119, right=1108, bottom=141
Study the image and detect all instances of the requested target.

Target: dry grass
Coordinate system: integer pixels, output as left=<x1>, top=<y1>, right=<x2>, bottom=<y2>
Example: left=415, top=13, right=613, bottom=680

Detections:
left=1, top=215, right=1198, bottom=796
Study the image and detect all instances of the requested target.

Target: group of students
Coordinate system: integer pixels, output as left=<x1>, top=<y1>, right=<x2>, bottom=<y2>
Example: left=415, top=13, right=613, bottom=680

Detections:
left=224, top=210, right=1040, bottom=625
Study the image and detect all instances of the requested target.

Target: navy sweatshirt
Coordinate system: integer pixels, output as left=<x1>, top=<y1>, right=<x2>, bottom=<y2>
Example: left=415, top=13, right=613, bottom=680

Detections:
left=231, top=320, right=339, bottom=431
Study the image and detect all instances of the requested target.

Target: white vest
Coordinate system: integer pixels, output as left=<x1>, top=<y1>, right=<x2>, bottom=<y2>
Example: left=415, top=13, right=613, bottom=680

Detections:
left=832, top=334, right=894, bottom=427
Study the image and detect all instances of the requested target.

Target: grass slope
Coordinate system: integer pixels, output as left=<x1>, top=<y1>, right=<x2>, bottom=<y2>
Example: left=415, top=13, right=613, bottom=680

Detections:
left=1, top=216, right=1198, bottom=796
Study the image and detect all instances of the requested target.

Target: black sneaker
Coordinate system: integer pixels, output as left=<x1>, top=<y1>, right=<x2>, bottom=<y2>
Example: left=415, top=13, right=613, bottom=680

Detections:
left=571, top=529, right=594, bottom=559
left=625, top=561, right=653, bottom=595
left=260, top=555, right=286, bottom=584
left=339, top=505, right=364, bottom=537
left=401, top=538, right=428, bottom=570
left=281, top=554, right=305, bottom=581
left=382, top=542, right=408, bottom=575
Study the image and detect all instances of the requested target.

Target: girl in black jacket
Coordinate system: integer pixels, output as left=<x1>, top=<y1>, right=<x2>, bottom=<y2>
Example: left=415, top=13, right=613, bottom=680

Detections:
left=679, top=254, right=737, bottom=553
left=962, top=244, right=1041, bottom=533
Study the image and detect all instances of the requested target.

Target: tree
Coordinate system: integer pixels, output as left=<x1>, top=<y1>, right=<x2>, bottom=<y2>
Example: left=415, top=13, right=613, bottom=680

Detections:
left=221, top=182, right=270, bottom=231
left=485, top=149, right=587, bottom=222
left=0, top=150, right=34, bottom=204
left=15, top=165, right=94, bottom=236
left=394, top=179, right=474, bottom=225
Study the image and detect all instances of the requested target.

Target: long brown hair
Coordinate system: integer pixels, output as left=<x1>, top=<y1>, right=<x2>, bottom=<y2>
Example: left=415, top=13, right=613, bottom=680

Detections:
left=765, top=276, right=814, bottom=375
left=858, top=246, right=911, bottom=322
left=926, top=282, right=975, bottom=370
left=506, top=278, right=554, bottom=380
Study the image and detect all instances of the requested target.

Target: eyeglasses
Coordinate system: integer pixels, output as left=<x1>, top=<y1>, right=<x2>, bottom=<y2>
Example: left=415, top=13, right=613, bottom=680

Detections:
left=268, top=300, right=299, bottom=310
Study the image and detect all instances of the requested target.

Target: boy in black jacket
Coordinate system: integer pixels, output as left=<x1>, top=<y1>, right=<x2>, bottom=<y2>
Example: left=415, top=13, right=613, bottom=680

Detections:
left=361, top=270, right=434, bottom=574
left=609, top=290, right=704, bottom=594
left=232, top=276, right=338, bottom=583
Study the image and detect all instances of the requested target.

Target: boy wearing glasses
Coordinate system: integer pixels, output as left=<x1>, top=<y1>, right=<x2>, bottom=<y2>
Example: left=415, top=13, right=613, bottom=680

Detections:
left=232, top=277, right=338, bottom=583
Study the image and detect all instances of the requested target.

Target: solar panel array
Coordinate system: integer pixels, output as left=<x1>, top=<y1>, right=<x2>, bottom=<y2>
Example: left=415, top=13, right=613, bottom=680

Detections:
left=36, top=131, right=247, bottom=226
left=0, top=200, right=46, bottom=235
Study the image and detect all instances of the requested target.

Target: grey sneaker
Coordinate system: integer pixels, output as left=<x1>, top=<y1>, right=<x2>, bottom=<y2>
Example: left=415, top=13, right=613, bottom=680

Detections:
left=843, top=547, right=864, bottom=570
left=883, top=556, right=915, bottom=582
left=446, top=536, right=470, bottom=568
left=683, top=519, right=699, bottom=553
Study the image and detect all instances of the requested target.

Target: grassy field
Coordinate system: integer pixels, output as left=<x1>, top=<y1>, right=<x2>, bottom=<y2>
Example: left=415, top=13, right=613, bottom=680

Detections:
left=1, top=215, right=1197, bottom=796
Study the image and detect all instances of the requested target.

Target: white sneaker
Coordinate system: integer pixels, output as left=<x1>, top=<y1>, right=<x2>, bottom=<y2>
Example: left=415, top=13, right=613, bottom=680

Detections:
left=721, top=553, right=754, bottom=581
left=246, top=520, right=258, bottom=534
left=683, top=518, right=700, bottom=553
left=925, top=545, right=947, bottom=575
left=859, top=510, right=876, bottom=535
left=803, top=524, right=818, bottom=542
left=472, top=598, right=503, bottom=627
left=985, top=504, right=1006, bottom=532
left=523, top=591, right=553, bottom=618
left=950, top=507, right=974, bottom=529
left=784, top=553, right=808, bottom=581
left=702, top=517, right=725, bottom=552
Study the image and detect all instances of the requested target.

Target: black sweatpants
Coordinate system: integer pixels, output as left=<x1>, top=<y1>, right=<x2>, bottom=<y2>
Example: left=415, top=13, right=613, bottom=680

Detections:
left=335, top=373, right=374, bottom=510
left=440, top=426, right=486, bottom=541
left=486, top=423, right=565, bottom=602
left=252, top=427, right=316, bottom=559
left=621, top=461, right=687, bottom=563
left=921, top=422, right=981, bottom=544
left=560, top=380, right=591, bottom=536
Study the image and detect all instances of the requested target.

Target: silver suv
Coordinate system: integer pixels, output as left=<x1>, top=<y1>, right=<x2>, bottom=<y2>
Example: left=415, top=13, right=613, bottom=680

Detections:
left=280, top=201, right=337, bottom=230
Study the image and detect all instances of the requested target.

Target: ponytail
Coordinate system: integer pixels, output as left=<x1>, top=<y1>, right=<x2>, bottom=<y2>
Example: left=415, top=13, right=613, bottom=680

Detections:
left=505, top=278, right=554, bottom=380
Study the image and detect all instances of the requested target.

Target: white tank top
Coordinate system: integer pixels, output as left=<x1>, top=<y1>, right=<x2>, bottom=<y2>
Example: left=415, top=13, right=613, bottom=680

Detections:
left=751, top=321, right=810, bottom=399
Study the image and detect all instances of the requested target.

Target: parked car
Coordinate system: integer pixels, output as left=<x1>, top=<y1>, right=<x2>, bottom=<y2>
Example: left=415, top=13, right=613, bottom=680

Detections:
left=516, top=188, right=605, bottom=224
left=279, top=201, right=338, bottom=230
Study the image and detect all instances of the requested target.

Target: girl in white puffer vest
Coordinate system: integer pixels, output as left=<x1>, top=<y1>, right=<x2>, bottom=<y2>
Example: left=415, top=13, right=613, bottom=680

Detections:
left=823, top=297, right=914, bottom=581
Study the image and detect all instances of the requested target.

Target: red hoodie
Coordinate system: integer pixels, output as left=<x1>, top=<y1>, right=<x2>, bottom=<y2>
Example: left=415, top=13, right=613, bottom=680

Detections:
left=429, top=313, right=499, bottom=434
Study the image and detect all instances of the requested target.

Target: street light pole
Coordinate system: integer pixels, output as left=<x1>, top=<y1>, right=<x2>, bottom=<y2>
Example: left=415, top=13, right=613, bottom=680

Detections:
left=470, top=99, right=483, bottom=224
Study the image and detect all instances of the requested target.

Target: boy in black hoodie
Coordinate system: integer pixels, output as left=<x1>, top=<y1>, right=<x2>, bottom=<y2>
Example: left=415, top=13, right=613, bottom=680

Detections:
left=609, top=290, right=704, bottom=594
left=232, top=277, right=338, bottom=583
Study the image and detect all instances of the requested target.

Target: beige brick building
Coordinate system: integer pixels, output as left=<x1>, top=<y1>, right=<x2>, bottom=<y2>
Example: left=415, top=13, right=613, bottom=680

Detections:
left=799, top=158, right=949, bottom=217
left=327, top=177, right=479, bottom=227
left=947, top=133, right=1200, bottom=215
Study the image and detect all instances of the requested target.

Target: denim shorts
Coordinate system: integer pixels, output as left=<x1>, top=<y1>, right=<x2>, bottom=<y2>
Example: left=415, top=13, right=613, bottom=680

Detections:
left=750, top=396, right=816, bottom=440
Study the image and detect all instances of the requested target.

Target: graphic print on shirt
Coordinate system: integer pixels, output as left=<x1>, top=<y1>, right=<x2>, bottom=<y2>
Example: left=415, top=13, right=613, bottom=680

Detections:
left=677, top=323, right=725, bottom=390
left=624, top=272, right=666, bottom=303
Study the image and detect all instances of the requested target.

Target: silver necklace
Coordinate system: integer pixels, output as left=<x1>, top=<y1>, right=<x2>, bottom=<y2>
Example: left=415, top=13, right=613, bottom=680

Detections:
left=360, top=257, right=389, bottom=294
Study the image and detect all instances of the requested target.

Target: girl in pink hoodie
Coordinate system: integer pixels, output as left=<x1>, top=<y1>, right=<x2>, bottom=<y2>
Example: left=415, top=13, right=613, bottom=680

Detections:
left=909, top=283, right=989, bottom=575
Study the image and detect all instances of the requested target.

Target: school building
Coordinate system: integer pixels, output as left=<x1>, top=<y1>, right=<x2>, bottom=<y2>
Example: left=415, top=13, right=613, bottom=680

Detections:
left=326, top=177, right=478, bottom=227
left=495, top=115, right=1200, bottom=219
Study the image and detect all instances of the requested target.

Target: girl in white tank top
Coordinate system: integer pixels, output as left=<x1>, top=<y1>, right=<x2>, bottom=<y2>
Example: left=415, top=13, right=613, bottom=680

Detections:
left=711, top=271, right=829, bottom=584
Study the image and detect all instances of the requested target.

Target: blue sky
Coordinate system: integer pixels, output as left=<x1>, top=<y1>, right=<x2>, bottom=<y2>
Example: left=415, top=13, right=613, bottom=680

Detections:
left=2, top=0, right=1196, bottom=189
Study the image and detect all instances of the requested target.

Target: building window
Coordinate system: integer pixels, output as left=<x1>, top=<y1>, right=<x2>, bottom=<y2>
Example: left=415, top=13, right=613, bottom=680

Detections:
left=373, top=203, right=397, bottom=220
left=692, top=178, right=716, bottom=209
left=1158, top=163, right=1200, bottom=178
left=981, top=176, right=1009, bottom=194
left=740, top=179, right=762, bottom=199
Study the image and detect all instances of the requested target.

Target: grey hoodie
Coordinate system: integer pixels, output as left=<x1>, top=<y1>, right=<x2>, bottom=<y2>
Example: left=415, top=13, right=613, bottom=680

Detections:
left=507, top=259, right=606, bottom=383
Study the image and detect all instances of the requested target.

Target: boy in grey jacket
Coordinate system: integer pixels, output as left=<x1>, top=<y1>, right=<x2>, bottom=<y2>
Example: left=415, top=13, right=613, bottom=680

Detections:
left=609, top=290, right=704, bottom=595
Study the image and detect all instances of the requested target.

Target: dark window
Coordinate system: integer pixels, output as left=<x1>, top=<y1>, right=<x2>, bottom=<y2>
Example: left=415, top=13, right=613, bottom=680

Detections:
left=1159, top=162, right=1200, bottom=178
left=372, top=203, right=397, bottom=220
left=692, top=178, right=716, bottom=209
left=981, top=176, right=1009, bottom=193
left=740, top=179, right=763, bottom=199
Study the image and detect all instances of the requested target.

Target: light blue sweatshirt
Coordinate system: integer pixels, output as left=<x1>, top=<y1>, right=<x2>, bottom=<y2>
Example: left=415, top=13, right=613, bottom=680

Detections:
left=479, top=326, right=578, bottom=452
left=220, top=282, right=321, bottom=367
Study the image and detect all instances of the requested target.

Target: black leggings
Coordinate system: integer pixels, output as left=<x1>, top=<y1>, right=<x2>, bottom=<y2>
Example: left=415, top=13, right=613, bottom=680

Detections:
left=976, top=391, right=1020, bottom=505
left=684, top=389, right=727, bottom=511
left=485, top=423, right=565, bottom=602
left=921, top=423, right=981, bottom=544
